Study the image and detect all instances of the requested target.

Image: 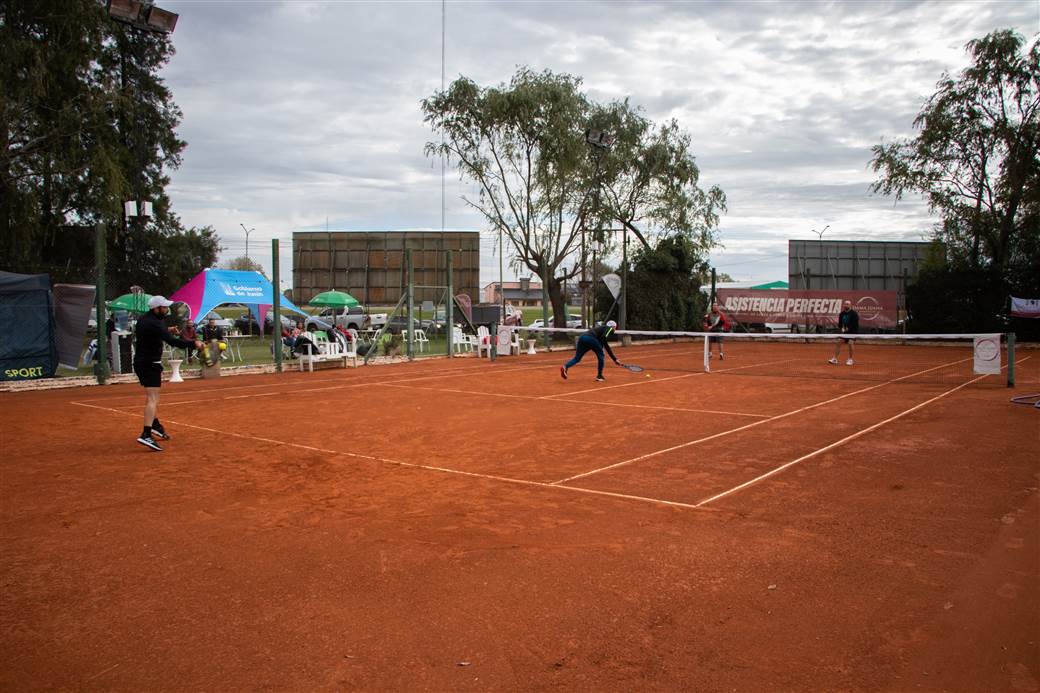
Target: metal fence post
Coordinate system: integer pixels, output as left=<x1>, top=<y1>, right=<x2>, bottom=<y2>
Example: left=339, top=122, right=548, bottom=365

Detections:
left=446, top=251, right=453, bottom=357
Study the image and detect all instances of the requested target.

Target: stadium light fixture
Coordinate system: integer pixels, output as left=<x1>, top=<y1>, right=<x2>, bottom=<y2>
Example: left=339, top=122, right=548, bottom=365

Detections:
left=106, top=0, right=178, bottom=34
left=585, top=129, right=615, bottom=150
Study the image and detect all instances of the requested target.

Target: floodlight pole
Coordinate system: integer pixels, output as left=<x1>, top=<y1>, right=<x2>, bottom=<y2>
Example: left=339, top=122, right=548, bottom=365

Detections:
left=585, top=127, right=614, bottom=329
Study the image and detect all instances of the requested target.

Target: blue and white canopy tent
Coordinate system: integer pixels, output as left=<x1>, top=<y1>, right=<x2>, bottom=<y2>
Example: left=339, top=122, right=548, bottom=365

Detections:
left=169, top=269, right=308, bottom=328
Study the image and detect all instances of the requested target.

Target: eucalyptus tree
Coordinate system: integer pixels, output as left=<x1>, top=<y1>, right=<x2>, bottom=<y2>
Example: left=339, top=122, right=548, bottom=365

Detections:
left=0, top=0, right=216, bottom=292
left=870, top=29, right=1039, bottom=277
left=423, top=67, right=725, bottom=326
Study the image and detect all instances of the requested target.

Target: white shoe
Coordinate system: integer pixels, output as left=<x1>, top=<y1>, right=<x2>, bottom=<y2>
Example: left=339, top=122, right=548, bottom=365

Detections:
left=846, top=358, right=854, bottom=366
left=828, top=357, right=838, bottom=365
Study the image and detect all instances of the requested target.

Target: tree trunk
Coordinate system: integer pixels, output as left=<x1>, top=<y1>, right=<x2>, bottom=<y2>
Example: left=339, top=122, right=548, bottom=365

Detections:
left=548, top=277, right=567, bottom=328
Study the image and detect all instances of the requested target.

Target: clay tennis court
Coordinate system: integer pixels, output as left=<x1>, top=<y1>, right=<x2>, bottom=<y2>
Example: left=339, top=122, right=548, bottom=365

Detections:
left=2, top=340, right=1038, bottom=692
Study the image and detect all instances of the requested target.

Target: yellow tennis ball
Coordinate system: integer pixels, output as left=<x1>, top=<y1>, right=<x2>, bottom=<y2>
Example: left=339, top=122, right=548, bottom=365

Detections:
left=218, top=342, right=227, bottom=351
left=645, top=373, right=651, bottom=378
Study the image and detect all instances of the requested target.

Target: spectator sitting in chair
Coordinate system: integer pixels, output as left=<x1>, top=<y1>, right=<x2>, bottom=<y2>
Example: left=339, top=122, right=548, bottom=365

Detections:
left=181, top=320, right=198, bottom=363
left=201, top=316, right=225, bottom=342
left=201, top=316, right=227, bottom=360
left=282, top=321, right=304, bottom=355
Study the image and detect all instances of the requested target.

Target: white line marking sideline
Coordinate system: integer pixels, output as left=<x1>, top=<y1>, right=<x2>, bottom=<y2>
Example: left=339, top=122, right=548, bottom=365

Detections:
left=68, top=400, right=705, bottom=511
left=692, top=356, right=1031, bottom=507
left=551, top=355, right=973, bottom=484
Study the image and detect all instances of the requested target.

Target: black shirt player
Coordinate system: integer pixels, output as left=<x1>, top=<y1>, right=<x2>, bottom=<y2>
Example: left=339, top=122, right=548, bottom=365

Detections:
left=829, top=300, right=859, bottom=366
left=133, top=296, right=204, bottom=451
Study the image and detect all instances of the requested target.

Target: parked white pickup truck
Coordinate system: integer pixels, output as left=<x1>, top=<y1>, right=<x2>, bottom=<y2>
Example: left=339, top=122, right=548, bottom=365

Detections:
left=310, top=307, right=388, bottom=331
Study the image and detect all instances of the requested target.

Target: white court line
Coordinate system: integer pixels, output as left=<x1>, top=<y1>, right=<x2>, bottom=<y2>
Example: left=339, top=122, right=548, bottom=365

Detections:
left=68, top=400, right=705, bottom=511
left=71, top=360, right=509, bottom=404
left=71, top=361, right=551, bottom=409
left=551, top=355, right=974, bottom=485
left=380, top=382, right=769, bottom=418
left=693, top=356, right=1031, bottom=508
left=67, top=355, right=1006, bottom=514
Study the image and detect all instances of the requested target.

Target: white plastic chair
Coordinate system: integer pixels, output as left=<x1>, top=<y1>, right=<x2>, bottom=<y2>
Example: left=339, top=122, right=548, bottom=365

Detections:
left=476, top=325, right=492, bottom=358
left=452, top=327, right=473, bottom=353
left=414, top=328, right=429, bottom=353
left=509, top=329, right=522, bottom=355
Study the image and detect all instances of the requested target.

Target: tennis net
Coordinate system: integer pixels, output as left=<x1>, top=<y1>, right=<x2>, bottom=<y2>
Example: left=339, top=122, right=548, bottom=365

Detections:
left=510, top=326, right=1016, bottom=387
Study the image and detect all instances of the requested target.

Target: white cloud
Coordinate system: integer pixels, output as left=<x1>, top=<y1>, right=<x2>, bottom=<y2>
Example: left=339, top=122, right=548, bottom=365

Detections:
left=160, top=0, right=1036, bottom=288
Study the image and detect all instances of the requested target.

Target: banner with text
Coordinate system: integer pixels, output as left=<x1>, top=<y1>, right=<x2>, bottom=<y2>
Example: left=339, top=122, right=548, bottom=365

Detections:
left=1010, top=296, right=1040, bottom=318
left=716, top=289, right=898, bottom=328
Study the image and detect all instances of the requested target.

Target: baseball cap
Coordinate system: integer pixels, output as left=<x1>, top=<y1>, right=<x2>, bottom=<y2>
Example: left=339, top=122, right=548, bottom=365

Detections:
left=148, top=295, right=173, bottom=309
left=606, top=320, right=617, bottom=329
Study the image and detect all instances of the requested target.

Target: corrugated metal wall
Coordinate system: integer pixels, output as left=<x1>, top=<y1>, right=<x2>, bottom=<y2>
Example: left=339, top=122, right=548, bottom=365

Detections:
left=292, top=231, right=481, bottom=305
left=788, top=240, right=932, bottom=309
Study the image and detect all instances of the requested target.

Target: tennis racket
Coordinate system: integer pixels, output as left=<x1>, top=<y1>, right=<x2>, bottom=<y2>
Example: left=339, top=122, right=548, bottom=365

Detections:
left=619, top=362, right=644, bottom=373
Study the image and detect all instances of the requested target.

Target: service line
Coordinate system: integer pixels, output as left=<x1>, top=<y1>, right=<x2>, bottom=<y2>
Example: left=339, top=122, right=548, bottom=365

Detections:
left=379, top=382, right=769, bottom=418
left=552, top=355, right=973, bottom=484
left=68, top=400, right=706, bottom=511
left=692, top=356, right=1031, bottom=508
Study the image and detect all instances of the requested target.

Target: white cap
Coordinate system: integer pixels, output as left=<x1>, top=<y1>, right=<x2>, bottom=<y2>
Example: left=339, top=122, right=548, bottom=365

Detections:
left=606, top=320, right=617, bottom=329
left=148, top=295, right=173, bottom=309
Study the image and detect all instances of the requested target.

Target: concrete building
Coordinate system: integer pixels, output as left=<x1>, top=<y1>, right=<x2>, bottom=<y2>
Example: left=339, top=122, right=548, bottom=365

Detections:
left=292, top=231, right=480, bottom=306
left=788, top=239, right=932, bottom=310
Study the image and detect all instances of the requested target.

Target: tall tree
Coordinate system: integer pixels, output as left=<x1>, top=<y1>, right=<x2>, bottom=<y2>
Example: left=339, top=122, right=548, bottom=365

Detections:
left=0, top=1, right=215, bottom=294
left=220, top=255, right=267, bottom=277
left=588, top=101, right=726, bottom=261
left=870, top=29, right=1039, bottom=275
left=423, top=67, right=725, bottom=326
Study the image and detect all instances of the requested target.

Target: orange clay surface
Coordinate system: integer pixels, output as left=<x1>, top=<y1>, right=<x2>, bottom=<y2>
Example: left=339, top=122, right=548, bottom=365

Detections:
left=1, top=342, right=1037, bottom=692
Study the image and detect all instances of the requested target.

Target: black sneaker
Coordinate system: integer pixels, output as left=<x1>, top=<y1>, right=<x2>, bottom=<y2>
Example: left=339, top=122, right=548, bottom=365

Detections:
left=136, top=435, right=163, bottom=452
left=560, top=366, right=568, bottom=380
left=596, top=375, right=606, bottom=382
left=152, top=426, right=169, bottom=440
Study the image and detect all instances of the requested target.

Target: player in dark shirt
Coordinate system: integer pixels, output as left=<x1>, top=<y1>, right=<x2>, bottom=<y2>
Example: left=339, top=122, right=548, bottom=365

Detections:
left=829, top=300, right=859, bottom=366
left=133, top=296, right=204, bottom=451
left=560, top=320, right=620, bottom=382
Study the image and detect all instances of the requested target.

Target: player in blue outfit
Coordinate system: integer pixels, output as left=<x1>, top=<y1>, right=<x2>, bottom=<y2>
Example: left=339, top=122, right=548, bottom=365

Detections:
left=561, top=320, right=620, bottom=382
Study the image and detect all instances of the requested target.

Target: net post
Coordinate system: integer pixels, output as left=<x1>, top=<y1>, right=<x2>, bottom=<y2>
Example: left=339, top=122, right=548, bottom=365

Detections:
left=1007, top=332, right=1015, bottom=388
left=703, top=333, right=710, bottom=373
left=490, top=321, right=497, bottom=361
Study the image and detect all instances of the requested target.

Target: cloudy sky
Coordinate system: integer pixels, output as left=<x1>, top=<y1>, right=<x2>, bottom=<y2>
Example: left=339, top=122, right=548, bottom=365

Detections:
left=159, top=0, right=1038, bottom=290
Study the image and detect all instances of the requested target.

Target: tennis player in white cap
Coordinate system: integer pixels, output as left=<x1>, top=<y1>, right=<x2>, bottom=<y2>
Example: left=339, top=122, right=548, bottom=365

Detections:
left=132, top=296, right=204, bottom=451
left=561, top=320, right=621, bottom=382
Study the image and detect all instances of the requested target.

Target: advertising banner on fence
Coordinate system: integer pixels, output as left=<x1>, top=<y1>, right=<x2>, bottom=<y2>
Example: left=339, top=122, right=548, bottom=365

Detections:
left=1010, top=296, right=1040, bottom=318
left=716, top=289, right=898, bottom=328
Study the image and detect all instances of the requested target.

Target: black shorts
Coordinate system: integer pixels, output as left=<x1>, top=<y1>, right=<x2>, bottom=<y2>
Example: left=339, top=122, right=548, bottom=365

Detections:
left=134, top=361, right=163, bottom=388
